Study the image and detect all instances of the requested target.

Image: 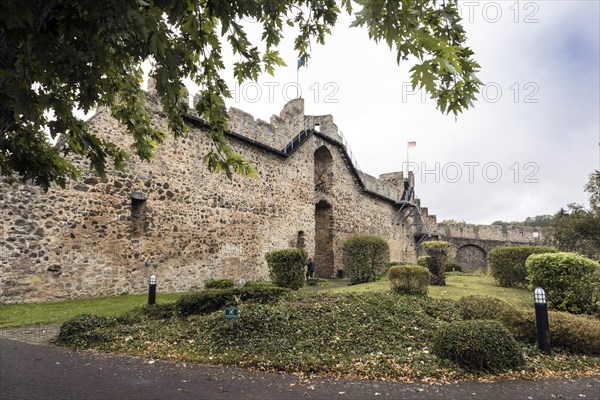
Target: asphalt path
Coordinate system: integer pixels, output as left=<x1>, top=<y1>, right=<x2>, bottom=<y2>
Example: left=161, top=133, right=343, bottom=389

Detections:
left=1, top=337, right=599, bottom=400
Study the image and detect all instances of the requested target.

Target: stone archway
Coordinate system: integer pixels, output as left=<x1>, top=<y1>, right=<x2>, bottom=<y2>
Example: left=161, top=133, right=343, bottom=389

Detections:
left=455, top=244, right=487, bottom=273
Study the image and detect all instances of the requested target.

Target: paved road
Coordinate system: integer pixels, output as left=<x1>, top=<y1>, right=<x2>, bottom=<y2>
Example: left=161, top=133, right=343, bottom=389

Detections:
left=1, top=336, right=599, bottom=399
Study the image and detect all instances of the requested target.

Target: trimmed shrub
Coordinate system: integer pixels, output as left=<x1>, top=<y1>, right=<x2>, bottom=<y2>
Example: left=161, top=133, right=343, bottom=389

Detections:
left=488, top=246, right=557, bottom=288
left=526, top=252, right=600, bottom=315
left=176, top=286, right=291, bottom=317
left=342, top=233, right=390, bottom=285
left=56, top=314, right=115, bottom=346
left=265, top=248, right=307, bottom=290
left=447, top=263, right=463, bottom=273
left=457, top=295, right=530, bottom=341
left=417, top=256, right=429, bottom=268
left=432, top=320, right=525, bottom=372
left=205, top=278, right=235, bottom=289
left=389, top=265, right=431, bottom=296
left=421, top=241, right=450, bottom=286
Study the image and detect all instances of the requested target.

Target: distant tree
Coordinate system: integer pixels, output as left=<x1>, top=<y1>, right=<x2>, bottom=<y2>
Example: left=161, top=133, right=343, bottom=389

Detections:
left=1, top=0, right=481, bottom=190
left=550, top=171, right=600, bottom=261
left=585, top=170, right=600, bottom=210
left=522, top=215, right=554, bottom=228
left=491, top=215, right=553, bottom=228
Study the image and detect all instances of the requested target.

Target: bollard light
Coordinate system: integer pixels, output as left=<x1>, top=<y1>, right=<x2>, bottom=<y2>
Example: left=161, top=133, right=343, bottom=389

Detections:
left=534, top=287, right=551, bottom=355
left=534, top=287, right=546, bottom=304
left=148, top=274, right=157, bottom=305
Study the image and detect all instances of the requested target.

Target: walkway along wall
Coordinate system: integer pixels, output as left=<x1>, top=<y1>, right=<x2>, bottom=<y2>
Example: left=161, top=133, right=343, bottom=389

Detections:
left=1, top=91, right=420, bottom=304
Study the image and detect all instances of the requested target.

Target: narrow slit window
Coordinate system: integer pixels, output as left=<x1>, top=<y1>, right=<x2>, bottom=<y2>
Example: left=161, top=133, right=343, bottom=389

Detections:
left=131, top=192, right=148, bottom=236
left=297, top=231, right=306, bottom=249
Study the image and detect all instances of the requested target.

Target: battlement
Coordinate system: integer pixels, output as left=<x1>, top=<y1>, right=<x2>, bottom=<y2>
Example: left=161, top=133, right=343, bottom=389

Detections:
left=437, top=222, right=545, bottom=243
left=153, top=80, right=414, bottom=204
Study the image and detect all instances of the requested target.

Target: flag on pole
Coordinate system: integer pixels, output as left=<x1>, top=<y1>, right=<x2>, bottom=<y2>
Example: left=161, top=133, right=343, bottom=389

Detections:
left=407, top=141, right=417, bottom=148
left=297, top=58, right=303, bottom=70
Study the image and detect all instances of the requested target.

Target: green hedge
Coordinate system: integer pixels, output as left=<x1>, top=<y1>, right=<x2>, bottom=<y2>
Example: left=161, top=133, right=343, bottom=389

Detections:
left=488, top=246, right=557, bottom=288
left=458, top=295, right=600, bottom=355
left=389, top=265, right=431, bottom=296
left=205, top=278, right=235, bottom=289
left=265, top=248, right=307, bottom=290
left=421, top=241, right=450, bottom=285
left=176, top=286, right=291, bottom=317
left=342, top=233, right=390, bottom=285
left=524, top=310, right=600, bottom=355
left=527, top=252, right=599, bottom=315
left=417, top=256, right=428, bottom=268
left=432, top=320, right=525, bottom=372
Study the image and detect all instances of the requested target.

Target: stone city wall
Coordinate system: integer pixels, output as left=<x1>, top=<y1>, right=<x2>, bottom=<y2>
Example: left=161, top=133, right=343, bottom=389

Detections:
left=1, top=93, right=417, bottom=303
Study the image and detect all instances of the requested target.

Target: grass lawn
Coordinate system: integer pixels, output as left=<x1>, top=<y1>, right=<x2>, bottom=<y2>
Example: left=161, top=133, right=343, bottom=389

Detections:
left=0, top=292, right=184, bottom=329
left=0, top=274, right=535, bottom=328
left=326, top=273, right=534, bottom=311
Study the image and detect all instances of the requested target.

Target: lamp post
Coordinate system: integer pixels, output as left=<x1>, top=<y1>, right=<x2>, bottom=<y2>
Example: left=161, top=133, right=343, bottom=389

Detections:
left=534, top=287, right=551, bottom=355
left=148, top=274, right=157, bottom=305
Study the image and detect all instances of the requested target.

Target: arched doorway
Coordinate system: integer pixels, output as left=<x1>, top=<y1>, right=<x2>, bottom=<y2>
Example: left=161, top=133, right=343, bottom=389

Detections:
left=314, top=146, right=333, bottom=193
left=313, top=146, right=335, bottom=277
left=455, top=244, right=487, bottom=273
left=314, top=200, right=334, bottom=277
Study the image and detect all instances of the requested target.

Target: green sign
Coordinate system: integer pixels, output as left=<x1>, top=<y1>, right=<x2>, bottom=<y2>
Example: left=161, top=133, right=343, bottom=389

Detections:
left=225, top=308, right=239, bottom=319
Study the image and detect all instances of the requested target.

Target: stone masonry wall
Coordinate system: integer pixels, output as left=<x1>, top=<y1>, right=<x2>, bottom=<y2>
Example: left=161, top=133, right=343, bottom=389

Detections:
left=1, top=94, right=416, bottom=304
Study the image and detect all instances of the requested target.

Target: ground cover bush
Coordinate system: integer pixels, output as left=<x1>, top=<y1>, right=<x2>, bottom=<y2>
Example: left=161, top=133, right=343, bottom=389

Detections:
left=527, top=252, right=600, bottom=315
left=204, top=278, right=235, bottom=289
left=457, top=295, right=531, bottom=341
left=265, top=248, right=307, bottom=290
left=342, top=234, right=390, bottom=285
left=176, top=286, right=291, bottom=317
left=243, top=280, right=276, bottom=288
left=389, top=265, right=431, bottom=296
left=432, top=320, right=525, bottom=372
left=421, top=241, right=450, bottom=285
left=56, top=314, right=115, bottom=347
left=488, top=246, right=557, bottom=288
left=55, top=286, right=600, bottom=381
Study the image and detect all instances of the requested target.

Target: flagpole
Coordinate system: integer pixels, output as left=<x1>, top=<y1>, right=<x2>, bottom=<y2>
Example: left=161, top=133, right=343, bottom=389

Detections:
left=296, top=67, right=299, bottom=98
left=406, top=141, right=416, bottom=173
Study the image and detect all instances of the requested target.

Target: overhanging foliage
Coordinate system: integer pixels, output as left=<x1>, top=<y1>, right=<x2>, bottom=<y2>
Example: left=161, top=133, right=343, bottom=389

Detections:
left=1, top=0, right=480, bottom=189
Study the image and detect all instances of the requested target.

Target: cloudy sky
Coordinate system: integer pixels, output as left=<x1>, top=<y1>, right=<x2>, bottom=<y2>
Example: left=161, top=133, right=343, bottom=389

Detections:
left=210, top=0, right=599, bottom=224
